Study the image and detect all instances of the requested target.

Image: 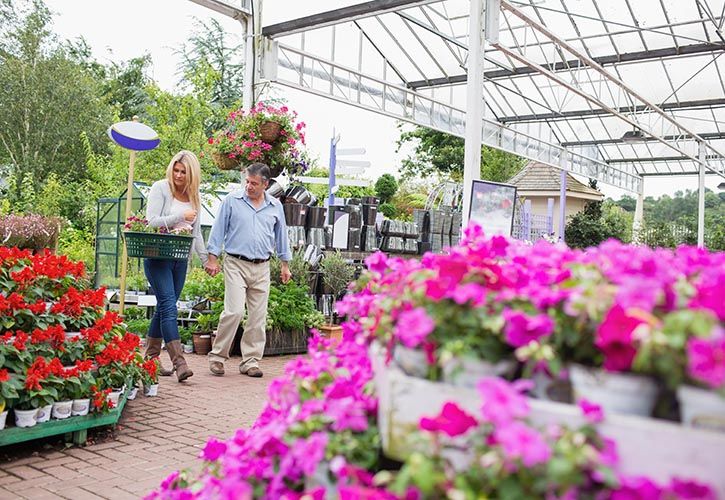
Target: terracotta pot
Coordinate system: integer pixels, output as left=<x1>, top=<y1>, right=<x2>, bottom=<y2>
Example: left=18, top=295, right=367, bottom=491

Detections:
left=212, top=151, right=242, bottom=171
left=259, top=121, right=282, bottom=143
left=318, top=324, right=343, bottom=346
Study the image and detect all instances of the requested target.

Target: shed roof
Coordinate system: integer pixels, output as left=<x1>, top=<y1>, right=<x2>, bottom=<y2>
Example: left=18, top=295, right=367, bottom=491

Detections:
left=508, top=161, right=604, bottom=198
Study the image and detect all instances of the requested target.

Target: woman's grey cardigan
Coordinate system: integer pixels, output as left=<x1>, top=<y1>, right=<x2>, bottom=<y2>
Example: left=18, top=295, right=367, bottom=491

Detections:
left=145, top=180, right=209, bottom=265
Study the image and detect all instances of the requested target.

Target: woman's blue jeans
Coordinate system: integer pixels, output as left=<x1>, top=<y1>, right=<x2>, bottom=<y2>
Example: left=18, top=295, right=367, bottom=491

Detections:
left=143, top=259, right=187, bottom=343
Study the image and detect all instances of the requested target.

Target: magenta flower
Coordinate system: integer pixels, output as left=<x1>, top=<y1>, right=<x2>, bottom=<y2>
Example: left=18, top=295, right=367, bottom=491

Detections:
left=419, top=402, right=478, bottom=437
left=686, top=329, right=725, bottom=389
left=595, top=304, right=645, bottom=372
left=494, top=421, right=551, bottom=467
left=451, top=282, right=487, bottom=306
left=578, top=398, right=604, bottom=423
left=364, top=251, right=389, bottom=274
left=200, top=438, right=227, bottom=461
left=689, top=273, right=725, bottom=321
left=477, top=377, right=530, bottom=425
left=611, top=475, right=662, bottom=500
left=502, top=309, right=555, bottom=348
left=666, top=478, right=717, bottom=499
left=395, top=307, right=435, bottom=348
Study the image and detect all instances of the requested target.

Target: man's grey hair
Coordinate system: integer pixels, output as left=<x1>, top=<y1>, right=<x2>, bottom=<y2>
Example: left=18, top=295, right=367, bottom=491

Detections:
left=246, top=163, right=271, bottom=182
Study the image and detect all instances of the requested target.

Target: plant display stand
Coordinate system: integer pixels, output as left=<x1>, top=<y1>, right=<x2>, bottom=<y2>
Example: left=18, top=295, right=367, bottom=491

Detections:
left=370, top=343, right=725, bottom=496
left=264, top=329, right=309, bottom=356
left=0, top=388, right=131, bottom=447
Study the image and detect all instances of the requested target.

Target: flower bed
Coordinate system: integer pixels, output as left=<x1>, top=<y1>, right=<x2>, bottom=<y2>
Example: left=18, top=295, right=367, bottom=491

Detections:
left=148, top=227, right=723, bottom=498
left=0, top=247, right=153, bottom=433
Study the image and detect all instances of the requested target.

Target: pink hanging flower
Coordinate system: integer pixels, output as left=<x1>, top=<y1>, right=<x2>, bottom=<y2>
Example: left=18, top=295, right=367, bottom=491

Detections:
left=200, top=438, right=227, bottom=461
left=493, top=421, right=551, bottom=467
left=477, top=377, right=531, bottom=425
left=595, top=305, right=647, bottom=372
left=578, top=398, right=604, bottom=423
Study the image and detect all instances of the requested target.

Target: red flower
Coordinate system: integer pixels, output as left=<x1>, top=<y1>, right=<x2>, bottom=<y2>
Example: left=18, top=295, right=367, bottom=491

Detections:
left=0, top=368, right=9, bottom=383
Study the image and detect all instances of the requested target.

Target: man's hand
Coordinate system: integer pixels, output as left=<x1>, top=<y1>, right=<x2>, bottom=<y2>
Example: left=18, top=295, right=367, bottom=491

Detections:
left=205, top=255, right=221, bottom=276
left=280, top=262, right=291, bottom=284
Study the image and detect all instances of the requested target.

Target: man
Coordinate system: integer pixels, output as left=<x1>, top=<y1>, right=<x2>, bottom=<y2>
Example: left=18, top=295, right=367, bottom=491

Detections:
left=204, top=163, right=291, bottom=377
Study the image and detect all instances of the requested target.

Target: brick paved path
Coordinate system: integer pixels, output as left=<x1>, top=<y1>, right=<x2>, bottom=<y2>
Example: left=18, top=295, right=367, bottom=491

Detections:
left=0, top=353, right=295, bottom=499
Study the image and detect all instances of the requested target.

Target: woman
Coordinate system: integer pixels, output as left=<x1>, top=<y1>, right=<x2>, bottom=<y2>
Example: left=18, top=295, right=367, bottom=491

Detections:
left=143, top=150, right=208, bottom=382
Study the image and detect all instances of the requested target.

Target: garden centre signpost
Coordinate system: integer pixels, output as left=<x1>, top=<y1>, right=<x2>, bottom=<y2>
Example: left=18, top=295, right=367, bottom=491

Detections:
left=107, top=119, right=160, bottom=313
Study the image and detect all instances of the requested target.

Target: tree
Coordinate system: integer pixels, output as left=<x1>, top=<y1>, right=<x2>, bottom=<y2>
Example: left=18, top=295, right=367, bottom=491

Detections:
left=396, top=125, right=525, bottom=182
left=375, top=174, right=398, bottom=203
left=0, top=1, right=112, bottom=196
left=565, top=180, right=608, bottom=248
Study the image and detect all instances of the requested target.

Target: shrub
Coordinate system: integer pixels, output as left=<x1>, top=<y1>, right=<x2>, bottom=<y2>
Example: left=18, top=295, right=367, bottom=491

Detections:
left=0, top=214, right=62, bottom=250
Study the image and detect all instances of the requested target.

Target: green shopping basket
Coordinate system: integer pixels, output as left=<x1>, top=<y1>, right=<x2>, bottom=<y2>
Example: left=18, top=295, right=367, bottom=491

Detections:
left=123, top=231, right=193, bottom=261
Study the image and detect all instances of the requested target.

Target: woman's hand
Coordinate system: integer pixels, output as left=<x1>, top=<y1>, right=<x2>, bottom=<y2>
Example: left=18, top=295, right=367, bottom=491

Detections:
left=184, top=209, right=197, bottom=222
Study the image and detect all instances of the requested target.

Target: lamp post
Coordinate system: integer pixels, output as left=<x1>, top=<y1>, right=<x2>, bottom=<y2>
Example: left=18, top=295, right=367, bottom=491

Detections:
left=107, top=118, right=160, bottom=314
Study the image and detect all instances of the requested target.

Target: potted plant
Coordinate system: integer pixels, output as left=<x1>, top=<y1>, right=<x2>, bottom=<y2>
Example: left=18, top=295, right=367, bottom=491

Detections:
left=66, top=363, right=95, bottom=416
left=206, top=102, right=308, bottom=177
left=0, top=368, right=22, bottom=430
left=123, top=212, right=194, bottom=261
left=265, top=281, right=325, bottom=355
left=318, top=251, right=355, bottom=343
left=141, top=358, right=160, bottom=397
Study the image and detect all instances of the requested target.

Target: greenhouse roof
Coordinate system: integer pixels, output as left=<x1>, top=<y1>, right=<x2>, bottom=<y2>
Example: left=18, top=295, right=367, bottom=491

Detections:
left=261, top=0, right=725, bottom=191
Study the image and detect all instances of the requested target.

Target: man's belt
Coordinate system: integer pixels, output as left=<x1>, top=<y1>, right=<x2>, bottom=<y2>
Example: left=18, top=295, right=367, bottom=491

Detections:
left=227, top=253, right=270, bottom=264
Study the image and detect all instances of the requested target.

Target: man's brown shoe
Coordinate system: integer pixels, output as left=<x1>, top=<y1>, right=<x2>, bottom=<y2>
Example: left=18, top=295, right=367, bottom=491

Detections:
left=243, top=366, right=263, bottom=378
left=209, top=361, right=225, bottom=376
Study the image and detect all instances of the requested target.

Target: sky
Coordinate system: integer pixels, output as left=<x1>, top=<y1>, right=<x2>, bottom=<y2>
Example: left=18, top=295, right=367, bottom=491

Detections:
left=44, top=0, right=723, bottom=200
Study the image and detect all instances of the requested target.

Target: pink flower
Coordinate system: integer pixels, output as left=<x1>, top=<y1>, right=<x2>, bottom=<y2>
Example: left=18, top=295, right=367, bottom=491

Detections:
left=494, top=421, right=551, bottom=467
left=611, top=475, right=662, bottom=500
left=578, top=398, right=604, bottom=423
left=364, top=251, right=388, bottom=274
left=686, top=329, right=725, bottom=389
left=200, top=438, right=227, bottom=461
left=419, top=402, right=478, bottom=437
left=666, top=478, right=717, bottom=499
left=477, top=377, right=531, bottom=425
left=502, top=309, right=554, bottom=347
left=395, top=307, right=435, bottom=348
left=595, top=305, right=645, bottom=372
left=451, top=283, right=487, bottom=306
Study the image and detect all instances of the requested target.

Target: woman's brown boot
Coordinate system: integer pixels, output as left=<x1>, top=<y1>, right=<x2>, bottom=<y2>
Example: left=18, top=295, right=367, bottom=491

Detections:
left=144, top=337, right=174, bottom=376
left=165, top=340, right=193, bottom=382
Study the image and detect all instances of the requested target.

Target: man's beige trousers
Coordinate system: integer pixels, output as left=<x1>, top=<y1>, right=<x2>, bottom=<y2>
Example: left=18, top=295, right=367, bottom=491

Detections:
left=207, top=257, right=270, bottom=371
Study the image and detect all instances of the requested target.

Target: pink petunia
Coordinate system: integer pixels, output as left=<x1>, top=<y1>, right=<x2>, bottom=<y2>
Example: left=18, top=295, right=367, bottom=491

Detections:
left=419, top=402, right=478, bottom=437
left=200, top=438, right=227, bottom=461
left=502, top=309, right=555, bottom=348
left=686, top=329, right=725, bottom=389
left=595, top=305, right=645, bottom=372
left=394, top=307, right=435, bottom=348
left=579, top=398, right=604, bottom=423
left=611, top=475, right=662, bottom=500
left=494, top=421, right=551, bottom=467
left=477, top=377, right=531, bottom=425
left=666, top=478, right=717, bottom=499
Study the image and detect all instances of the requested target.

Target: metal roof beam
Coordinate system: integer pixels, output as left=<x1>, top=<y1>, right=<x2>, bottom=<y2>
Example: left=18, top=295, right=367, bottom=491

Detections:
left=408, top=42, right=725, bottom=88
left=262, top=0, right=441, bottom=38
left=608, top=155, right=723, bottom=164
left=562, top=131, right=725, bottom=147
left=499, top=98, right=725, bottom=124
left=188, top=0, right=251, bottom=19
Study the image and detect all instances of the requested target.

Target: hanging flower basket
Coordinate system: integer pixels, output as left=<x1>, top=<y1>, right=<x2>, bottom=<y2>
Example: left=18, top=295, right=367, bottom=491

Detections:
left=212, top=152, right=243, bottom=171
left=123, top=232, right=193, bottom=261
left=259, top=120, right=282, bottom=143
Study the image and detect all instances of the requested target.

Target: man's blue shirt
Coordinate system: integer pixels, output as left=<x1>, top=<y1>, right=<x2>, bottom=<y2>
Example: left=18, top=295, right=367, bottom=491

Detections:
left=207, top=190, right=291, bottom=261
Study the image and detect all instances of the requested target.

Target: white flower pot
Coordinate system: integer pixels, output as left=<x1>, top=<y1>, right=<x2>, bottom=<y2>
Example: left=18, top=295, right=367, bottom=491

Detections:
left=442, top=356, right=515, bottom=388
left=127, top=387, right=139, bottom=400
left=35, top=404, right=53, bottom=423
left=677, top=385, right=725, bottom=432
left=144, top=384, right=159, bottom=397
left=107, top=390, right=123, bottom=407
left=393, top=346, right=429, bottom=378
left=64, top=331, right=82, bottom=340
left=71, top=398, right=90, bottom=416
left=569, top=364, right=658, bottom=417
left=183, top=343, right=193, bottom=354
left=0, top=410, right=7, bottom=430
left=14, top=408, right=37, bottom=428
left=51, top=400, right=73, bottom=420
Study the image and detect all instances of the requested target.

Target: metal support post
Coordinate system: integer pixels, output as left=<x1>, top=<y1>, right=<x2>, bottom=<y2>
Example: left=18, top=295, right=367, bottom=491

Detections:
left=242, top=15, right=254, bottom=110
left=546, top=197, right=554, bottom=235
left=462, top=0, right=486, bottom=223
left=559, top=169, right=567, bottom=241
left=698, top=141, right=706, bottom=247
left=633, top=182, right=645, bottom=244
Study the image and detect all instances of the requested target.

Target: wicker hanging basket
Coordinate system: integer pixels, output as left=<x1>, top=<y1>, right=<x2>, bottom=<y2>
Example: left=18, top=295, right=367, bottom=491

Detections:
left=259, top=121, right=282, bottom=143
left=123, top=231, right=193, bottom=261
left=212, top=152, right=243, bottom=171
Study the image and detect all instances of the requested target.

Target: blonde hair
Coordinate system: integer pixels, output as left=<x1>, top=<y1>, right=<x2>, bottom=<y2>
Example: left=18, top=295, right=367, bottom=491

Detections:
left=166, top=150, right=201, bottom=211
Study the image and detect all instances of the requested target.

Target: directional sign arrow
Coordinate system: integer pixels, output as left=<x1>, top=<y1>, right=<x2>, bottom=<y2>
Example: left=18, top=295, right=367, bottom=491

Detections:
left=336, top=166, right=367, bottom=175
left=337, top=159, right=371, bottom=168
left=336, top=147, right=366, bottom=156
